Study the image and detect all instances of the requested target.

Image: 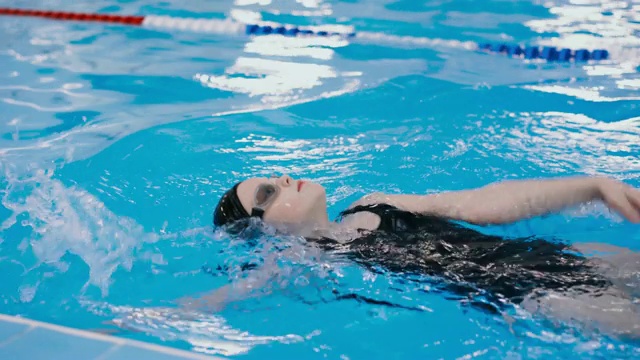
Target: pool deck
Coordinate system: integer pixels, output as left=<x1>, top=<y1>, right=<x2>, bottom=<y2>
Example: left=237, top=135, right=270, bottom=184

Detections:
left=0, top=313, right=224, bottom=360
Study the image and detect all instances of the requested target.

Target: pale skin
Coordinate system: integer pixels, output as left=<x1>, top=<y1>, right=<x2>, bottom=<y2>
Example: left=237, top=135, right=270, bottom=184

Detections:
left=182, top=174, right=640, bottom=338
left=236, top=174, right=640, bottom=237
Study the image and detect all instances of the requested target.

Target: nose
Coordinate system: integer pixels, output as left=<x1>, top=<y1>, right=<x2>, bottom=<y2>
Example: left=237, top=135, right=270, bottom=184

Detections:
left=277, top=174, right=293, bottom=187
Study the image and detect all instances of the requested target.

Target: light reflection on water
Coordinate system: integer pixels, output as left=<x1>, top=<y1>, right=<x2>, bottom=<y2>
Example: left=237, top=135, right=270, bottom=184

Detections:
left=0, top=0, right=639, bottom=358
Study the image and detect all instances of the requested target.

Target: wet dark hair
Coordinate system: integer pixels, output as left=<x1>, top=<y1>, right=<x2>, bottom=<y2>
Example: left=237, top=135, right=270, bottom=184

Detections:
left=212, top=193, right=613, bottom=315
left=213, top=182, right=251, bottom=229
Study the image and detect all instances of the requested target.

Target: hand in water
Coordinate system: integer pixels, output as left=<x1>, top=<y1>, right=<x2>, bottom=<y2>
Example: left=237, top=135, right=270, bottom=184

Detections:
left=597, top=178, right=640, bottom=223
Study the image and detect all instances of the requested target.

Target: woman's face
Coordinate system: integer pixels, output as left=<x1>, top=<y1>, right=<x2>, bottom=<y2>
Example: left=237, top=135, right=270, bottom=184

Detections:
left=236, top=174, right=329, bottom=226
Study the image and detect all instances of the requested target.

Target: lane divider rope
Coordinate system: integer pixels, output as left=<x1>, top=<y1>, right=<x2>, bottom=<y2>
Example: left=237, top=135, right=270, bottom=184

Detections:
left=0, top=7, right=610, bottom=61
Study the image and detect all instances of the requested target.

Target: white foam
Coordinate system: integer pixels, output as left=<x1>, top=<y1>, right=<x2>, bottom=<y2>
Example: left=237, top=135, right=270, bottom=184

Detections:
left=0, top=165, right=161, bottom=296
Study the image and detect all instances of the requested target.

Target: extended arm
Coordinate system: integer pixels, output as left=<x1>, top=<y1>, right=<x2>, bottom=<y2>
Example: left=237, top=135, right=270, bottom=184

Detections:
left=357, top=176, right=640, bottom=225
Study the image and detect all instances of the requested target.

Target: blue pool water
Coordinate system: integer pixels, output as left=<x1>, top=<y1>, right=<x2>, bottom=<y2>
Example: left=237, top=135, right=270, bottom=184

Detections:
left=1, top=0, right=640, bottom=358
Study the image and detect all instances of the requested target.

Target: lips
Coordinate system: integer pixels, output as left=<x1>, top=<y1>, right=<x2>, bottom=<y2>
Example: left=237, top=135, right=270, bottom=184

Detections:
left=298, top=181, right=305, bottom=192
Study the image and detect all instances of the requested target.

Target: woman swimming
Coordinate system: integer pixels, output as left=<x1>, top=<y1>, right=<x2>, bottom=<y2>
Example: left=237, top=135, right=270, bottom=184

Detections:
left=203, top=174, right=640, bottom=338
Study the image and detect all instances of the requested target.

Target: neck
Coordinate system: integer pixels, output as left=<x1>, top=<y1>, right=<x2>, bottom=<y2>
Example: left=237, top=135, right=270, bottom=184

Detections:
left=282, top=219, right=360, bottom=243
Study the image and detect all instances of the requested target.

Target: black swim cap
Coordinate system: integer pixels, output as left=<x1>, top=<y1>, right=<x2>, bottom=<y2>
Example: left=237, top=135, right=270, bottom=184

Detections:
left=213, top=182, right=251, bottom=227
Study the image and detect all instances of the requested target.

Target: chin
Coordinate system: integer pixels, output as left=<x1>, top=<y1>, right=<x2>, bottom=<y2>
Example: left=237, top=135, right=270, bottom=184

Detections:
left=303, top=183, right=328, bottom=216
left=307, top=182, right=326, bottom=198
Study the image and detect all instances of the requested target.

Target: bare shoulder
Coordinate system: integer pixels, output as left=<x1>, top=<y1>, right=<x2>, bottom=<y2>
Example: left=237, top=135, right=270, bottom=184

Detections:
left=348, top=192, right=393, bottom=209
left=341, top=192, right=389, bottom=231
left=341, top=211, right=380, bottom=231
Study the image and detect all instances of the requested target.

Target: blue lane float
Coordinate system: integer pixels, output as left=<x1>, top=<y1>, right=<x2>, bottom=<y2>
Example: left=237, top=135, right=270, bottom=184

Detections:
left=245, top=24, right=356, bottom=38
left=245, top=23, right=610, bottom=63
left=478, top=42, right=609, bottom=62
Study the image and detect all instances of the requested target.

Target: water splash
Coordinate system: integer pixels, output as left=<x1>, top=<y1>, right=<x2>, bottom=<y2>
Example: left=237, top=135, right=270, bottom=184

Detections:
left=0, top=164, right=161, bottom=297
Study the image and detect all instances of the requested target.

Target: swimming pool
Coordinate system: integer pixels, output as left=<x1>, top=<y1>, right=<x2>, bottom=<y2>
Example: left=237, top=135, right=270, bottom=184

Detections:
left=1, top=0, right=640, bottom=358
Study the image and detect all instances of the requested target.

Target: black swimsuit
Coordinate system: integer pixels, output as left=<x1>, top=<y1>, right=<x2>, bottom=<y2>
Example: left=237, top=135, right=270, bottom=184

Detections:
left=321, top=204, right=612, bottom=313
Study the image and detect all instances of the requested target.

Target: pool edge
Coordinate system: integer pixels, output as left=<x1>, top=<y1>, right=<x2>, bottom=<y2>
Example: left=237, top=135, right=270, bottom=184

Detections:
left=0, top=312, right=224, bottom=360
